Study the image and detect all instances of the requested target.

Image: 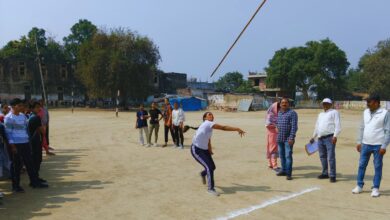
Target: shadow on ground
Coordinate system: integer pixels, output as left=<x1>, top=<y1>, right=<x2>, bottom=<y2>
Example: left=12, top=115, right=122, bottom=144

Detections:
left=0, top=149, right=112, bottom=219
left=217, top=183, right=290, bottom=195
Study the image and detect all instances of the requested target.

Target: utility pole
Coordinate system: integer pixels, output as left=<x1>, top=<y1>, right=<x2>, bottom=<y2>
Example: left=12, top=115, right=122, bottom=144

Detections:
left=71, top=86, right=74, bottom=114
left=35, top=35, right=48, bottom=106
left=116, top=89, right=120, bottom=117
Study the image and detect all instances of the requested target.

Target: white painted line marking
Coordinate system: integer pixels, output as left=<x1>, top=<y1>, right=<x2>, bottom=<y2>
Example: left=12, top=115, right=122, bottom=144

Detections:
left=215, top=187, right=320, bottom=220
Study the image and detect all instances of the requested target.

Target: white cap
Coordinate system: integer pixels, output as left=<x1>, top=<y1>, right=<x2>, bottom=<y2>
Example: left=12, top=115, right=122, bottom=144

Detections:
left=322, top=98, right=332, bottom=104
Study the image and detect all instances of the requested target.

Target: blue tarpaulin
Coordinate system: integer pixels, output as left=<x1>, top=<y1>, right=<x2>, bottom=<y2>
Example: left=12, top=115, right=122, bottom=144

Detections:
left=169, top=97, right=207, bottom=111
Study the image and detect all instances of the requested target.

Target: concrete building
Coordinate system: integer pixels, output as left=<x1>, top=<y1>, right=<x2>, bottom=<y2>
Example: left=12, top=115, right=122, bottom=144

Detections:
left=157, top=71, right=187, bottom=94
left=177, top=81, right=216, bottom=99
left=0, top=58, right=83, bottom=105
left=247, top=72, right=286, bottom=97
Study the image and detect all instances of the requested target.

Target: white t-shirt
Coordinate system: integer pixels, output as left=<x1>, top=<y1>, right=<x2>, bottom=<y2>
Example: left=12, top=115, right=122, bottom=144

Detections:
left=192, top=120, right=216, bottom=150
left=172, top=108, right=185, bottom=126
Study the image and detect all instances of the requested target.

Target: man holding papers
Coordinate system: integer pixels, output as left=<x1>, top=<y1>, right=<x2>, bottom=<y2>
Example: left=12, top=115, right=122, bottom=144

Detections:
left=310, top=98, right=341, bottom=183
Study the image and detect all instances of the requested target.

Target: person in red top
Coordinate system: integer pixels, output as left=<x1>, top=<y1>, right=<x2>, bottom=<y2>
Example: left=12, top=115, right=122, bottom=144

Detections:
left=0, top=104, right=10, bottom=123
left=163, top=98, right=175, bottom=147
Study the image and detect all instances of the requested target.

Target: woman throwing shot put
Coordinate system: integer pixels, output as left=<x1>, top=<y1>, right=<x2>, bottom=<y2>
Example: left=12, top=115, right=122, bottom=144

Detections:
left=191, top=112, right=245, bottom=196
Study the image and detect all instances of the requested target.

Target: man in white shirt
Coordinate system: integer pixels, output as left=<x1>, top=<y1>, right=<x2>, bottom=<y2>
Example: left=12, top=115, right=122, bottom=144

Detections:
left=352, top=94, right=390, bottom=197
left=172, top=102, right=185, bottom=149
left=310, top=98, right=341, bottom=183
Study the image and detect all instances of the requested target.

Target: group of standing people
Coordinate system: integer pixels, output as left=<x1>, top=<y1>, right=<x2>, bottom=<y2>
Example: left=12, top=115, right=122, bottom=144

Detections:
left=264, top=95, right=389, bottom=197
left=0, top=98, right=56, bottom=196
left=135, top=98, right=185, bottom=149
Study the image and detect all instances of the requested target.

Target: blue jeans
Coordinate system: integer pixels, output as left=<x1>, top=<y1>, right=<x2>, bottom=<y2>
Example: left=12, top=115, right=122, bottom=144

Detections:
left=318, top=136, right=336, bottom=177
left=278, top=141, right=293, bottom=176
left=357, top=144, right=383, bottom=189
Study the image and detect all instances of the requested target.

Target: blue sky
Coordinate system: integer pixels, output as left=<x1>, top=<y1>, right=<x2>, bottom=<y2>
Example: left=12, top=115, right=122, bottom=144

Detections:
left=1, top=0, right=389, bottom=81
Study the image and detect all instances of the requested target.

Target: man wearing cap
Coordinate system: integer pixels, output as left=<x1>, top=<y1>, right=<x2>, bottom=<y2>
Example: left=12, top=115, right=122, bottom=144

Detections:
left=352, top=94, right=390, bottom=197
left=310, top=98, right=341, bottom=183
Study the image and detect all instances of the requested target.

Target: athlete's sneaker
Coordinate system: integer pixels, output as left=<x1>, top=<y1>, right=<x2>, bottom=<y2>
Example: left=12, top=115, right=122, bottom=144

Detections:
left=352, top=186, right=363, bottom=194
left=179, top=144, right=184, bottom=149
left=207, top=189, right=220, bottom=196
left=153, top=143, right=158, bottom=147
left=371, top=188, right=380, bottom=197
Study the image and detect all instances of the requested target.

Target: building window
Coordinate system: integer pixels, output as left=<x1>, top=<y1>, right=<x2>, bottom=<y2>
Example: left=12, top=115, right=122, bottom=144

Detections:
left=254, top=79, right=260, bottom=86
left=19, top=62, right=26, bottom=76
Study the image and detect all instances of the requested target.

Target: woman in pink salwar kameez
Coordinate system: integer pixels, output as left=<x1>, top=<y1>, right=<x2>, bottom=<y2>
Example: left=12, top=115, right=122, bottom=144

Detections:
left=265, top=102, right=280, bottom=170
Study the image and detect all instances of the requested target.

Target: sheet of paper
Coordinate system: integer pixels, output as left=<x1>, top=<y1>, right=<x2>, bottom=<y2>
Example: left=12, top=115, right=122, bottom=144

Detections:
left=305, top=141, right=319, bottom=155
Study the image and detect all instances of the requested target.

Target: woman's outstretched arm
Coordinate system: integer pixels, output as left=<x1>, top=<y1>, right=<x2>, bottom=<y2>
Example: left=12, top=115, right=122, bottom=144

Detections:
left=212, top=124, right=245, bottom=137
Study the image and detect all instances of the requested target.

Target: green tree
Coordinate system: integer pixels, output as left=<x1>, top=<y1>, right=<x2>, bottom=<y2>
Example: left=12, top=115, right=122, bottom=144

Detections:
left=63, top=19, right=97, bottom=61
left=77, top=28, right=161, bottom=103
left=0, top=27, right=66, bottom=63
left=358, top=39, right=390, bottom=99
left=215, top=72, right=244, bottom=92
left=345, top=68, right=367, bottom=93
left=265, top=39, right=349, bottom=100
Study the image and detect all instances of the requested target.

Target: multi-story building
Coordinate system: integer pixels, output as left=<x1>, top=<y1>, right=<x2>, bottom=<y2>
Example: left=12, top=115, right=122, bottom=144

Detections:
left=0, top=58, right=83, bottom=105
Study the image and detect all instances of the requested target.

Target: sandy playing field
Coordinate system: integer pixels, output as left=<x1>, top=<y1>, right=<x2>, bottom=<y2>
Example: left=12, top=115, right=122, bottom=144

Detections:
left=0, top=109, right=389, bottom=220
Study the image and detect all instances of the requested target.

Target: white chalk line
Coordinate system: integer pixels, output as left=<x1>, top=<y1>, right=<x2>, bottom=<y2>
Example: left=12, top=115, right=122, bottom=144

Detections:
left=215, top=187, right=321, bottom=220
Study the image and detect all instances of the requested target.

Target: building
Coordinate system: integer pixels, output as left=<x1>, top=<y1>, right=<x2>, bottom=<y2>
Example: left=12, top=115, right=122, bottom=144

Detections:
left=0, top=58, right=83, bottom=105
left=247, top=72, right=285, bottom=97
left=157, top=71, right=187, bottom=94
left=177, top=81, right=216, bottom=99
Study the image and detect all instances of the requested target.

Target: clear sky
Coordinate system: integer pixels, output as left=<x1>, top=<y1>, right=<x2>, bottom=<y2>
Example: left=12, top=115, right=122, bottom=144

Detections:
left=1, top=0, right=389, bottom=81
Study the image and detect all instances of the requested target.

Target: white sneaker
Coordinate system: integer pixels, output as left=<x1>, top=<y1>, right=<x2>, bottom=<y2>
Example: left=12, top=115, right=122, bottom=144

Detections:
left=153, top=143, right=158, bottom=147
left=207, top=189, right=220, bottom=196
left=352, top=186, right=363, bottom=194
left=140, top=142, right=145, bottom=146
left=179, top=144, right=184, bottom=149
left=371, top=188, right=380, bottom=197
left=146, top=144, right=151, bottom=147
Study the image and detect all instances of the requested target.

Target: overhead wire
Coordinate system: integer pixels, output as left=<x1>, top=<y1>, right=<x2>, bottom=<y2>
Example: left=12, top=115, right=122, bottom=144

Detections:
left=210, top=0, right=268, bottom=78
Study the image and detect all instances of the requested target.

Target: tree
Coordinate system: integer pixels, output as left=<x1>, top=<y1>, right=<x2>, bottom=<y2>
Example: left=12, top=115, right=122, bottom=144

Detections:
left=235, top=80, right=257, bottom=93
left=358, top=39, right=390, bottom=99
left=215, top=72, right=244, bottom=92
left=0, top=27, right=66, bottom=63
left=345, top=68, right=367, bottom=93
left=63, top=19, right=97, bottom=61
left=77, top=28, right=161, bottom=103
left=265, top=39, right=349, bottom=100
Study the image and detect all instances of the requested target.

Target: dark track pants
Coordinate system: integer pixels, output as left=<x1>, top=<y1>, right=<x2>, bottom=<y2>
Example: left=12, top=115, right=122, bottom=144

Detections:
left=191, top=144, right=216, bottom=190
left=173, top=125, right=184, bottom=146
left=31, top=139, right=43, bottom=177
left=164, top=125, right=175, bottom=143
left=10, top=143, right=38, bottom=188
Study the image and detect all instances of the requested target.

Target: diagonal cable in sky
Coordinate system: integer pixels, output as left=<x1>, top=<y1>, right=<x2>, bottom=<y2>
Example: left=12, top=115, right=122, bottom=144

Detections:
left=210, top=0, right=268, bottom=78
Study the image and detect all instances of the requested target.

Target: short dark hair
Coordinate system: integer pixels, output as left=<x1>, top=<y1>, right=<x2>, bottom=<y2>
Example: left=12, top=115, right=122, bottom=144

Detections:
left=10, top=98, right=23, bottom=106
left=281, top=97, right=290, bottom=103
left=366, top=94, right=380, bottom=103
left=29, top=101, right=41, bottom=109
left=203, top=112, right=212, bottom=121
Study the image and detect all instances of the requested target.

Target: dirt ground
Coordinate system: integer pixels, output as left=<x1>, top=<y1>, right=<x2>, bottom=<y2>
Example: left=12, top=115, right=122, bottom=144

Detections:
left=0, top=109, right=389, bottom=220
